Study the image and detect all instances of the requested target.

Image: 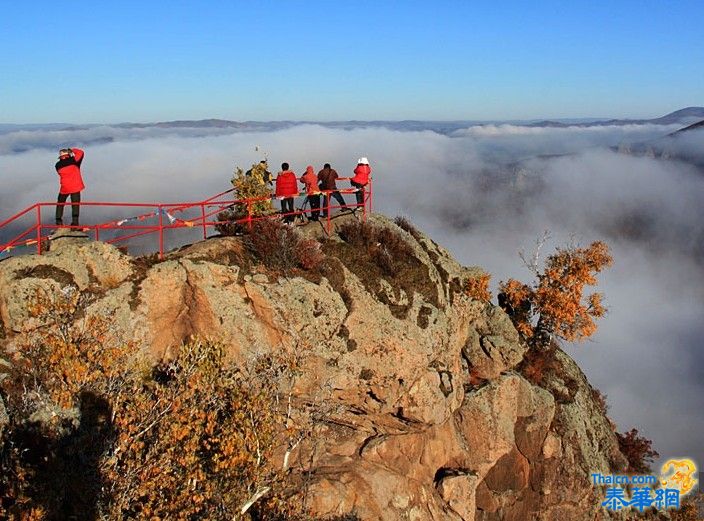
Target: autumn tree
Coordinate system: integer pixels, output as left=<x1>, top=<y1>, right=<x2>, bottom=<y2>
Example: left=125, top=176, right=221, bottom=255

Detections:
left=499, top=239, right=613, bottom=347
left=464, top=273, right=492, bottom=303
left=217, top=161, right=274, bottom=235
left=615, top=428, right=659, bottom=474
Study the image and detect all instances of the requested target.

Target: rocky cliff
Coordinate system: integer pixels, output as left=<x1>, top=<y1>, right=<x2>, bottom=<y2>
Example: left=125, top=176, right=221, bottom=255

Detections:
left=0, top=214, right=627, bottom=520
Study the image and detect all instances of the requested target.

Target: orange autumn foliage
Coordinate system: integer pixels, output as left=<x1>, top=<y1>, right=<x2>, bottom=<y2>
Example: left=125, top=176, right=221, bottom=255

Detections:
left=616, top=428, right=659, bottom=474
left=499, top=241, right=613, bottom=344
left=464, top=273, right=492, bottom=303
left=0, top=288, right=309, bottom=520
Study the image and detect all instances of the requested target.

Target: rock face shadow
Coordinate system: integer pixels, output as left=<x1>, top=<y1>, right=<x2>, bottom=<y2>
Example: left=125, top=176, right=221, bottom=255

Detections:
left=9, top=391, right=113, bottom=520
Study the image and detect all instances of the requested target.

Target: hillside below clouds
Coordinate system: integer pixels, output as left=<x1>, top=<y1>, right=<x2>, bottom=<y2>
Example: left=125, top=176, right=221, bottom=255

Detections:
left=0, top=215, right=632, bottom=520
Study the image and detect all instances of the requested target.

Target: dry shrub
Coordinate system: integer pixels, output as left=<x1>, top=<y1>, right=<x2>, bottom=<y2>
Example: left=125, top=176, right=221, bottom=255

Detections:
left=215, top=207, right=249, bottom=236
left=297, top=238, right=325, bottom=271
left=464, top=273, right=492, bottom=303
left=246, top=220, right=324, bottom=272
left=338, top=220, right=414, bottom=276
left=3, top=287, right=125, bottom=414
left=670, top=492, right=704, bottom=521
left=616, top=428, right=659, bottom=474
left=499, top=241, right=613, bottom=345
left=104, top=340, right=292, bottom=519
left=393, top=215, right=422, bottom=240
left=591, top=388, right=609, bottom=415
left=1, top=287, right=131, bottom=519
left=517, top=344, right=559, bottom=386
left=0, top=288, right=314, bottom=519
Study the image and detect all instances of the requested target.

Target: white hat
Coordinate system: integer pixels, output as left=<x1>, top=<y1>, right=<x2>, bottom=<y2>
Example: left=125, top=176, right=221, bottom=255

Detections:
left=358, top=157, right=369, bottom=165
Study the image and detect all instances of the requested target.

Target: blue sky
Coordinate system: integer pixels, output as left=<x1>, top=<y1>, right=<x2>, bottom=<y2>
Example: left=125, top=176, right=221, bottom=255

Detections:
left=1, top=0, right=702, bottom=123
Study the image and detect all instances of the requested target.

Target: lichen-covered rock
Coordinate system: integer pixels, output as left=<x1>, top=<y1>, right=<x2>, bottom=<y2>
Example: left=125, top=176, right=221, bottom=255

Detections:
left=0, top=214, right=627, bottom=520
left=462, top=305, right=527, bottom=380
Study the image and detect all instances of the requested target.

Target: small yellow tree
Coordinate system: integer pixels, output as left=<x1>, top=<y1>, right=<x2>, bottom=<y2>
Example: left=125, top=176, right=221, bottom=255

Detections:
left=216, top=162, right=274, bottom=235
left=232, top=162, right=274, bottom=217
left=499, top=240, right=613, bottom=345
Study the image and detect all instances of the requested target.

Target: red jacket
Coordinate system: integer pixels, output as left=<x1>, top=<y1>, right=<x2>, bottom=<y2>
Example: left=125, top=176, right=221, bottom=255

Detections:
left=300, top=166, right=318, bottom=195
left=352, top=164, right=371, bottom=185
left=55, top=148, right=85, bottom=194
left=275, top=170, right=298, bottom=197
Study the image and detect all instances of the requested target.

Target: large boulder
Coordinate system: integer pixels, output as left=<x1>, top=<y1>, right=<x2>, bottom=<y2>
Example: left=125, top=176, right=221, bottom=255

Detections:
left=0, top=214, right=626, bottom=520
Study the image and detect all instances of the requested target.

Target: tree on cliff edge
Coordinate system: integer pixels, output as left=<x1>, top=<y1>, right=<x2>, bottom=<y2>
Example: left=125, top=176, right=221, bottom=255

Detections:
left=499, top=240, right=613, bottom=348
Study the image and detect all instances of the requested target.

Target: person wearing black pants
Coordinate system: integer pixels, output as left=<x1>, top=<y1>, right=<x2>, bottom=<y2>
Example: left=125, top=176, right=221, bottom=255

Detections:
left=281, top=197, right=294, bottom=221
left=56, top=192, right=81, bottom=226
left=351, top=157, right=372, bottom=210
left=324, top=191, right=347, bottom=215
left=317, top=163, right=347, bottom=217
left=300, top=165, right=320, bottom=221
left=309, top=194, right=321, bottom=220
left=351, top=181, right=365, bottom=206
left=54, top=148, right=86, bottom=226
left=275, top=163, right=299, bottom=224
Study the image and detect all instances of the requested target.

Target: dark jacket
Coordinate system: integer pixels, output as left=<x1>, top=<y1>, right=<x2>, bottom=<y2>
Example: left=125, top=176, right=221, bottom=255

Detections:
left=317, top=167, right=339, bottom=190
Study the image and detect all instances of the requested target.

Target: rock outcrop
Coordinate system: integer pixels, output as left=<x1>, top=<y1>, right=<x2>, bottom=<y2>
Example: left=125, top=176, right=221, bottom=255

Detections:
left=0, top=214, right=626, bottom=520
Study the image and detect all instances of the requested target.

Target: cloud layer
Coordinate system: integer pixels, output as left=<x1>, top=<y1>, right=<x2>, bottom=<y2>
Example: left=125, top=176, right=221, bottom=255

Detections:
left=1, top=123, right=703, bottom=469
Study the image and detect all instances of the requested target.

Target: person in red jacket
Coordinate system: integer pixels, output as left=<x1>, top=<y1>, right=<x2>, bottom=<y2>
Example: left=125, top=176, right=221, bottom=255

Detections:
left=300, top=165, right=320, bottom=221
left=54, top=147, right=86, bottom=227
left=275, top=162, right=298, bottom=223
left=351, top=157, right=372, bottom=208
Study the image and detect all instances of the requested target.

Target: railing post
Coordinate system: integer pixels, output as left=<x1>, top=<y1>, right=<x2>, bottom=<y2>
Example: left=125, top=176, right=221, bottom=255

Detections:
left=158, top=205, right=164, bottom=259
left=326, top=191, right=331, bottom=235
left=201, top=203, right=207, bottom=240
left=247, top=200, right=253, bottom=230
left=368, top=178, right=373, bottom=216
left=36, top=205, right=42, bottom=255
left=95, top=226, right=100, bottom=242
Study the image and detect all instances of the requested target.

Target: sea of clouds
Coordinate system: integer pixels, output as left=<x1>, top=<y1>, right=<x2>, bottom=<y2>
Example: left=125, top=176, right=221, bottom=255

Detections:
left=1, top=122, right=703, bottom=469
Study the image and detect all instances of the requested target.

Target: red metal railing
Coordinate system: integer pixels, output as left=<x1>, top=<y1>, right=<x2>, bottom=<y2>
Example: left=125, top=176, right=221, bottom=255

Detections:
left=0, top=178, right=373, bottom=259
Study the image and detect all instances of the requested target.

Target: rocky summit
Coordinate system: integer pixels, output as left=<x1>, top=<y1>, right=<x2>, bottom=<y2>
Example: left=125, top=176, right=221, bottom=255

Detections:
left=0, top=214, right=628, bottom=520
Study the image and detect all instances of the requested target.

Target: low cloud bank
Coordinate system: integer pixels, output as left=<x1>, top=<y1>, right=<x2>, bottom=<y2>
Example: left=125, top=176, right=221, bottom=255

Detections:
left=1, top=123, right=703, bottom=468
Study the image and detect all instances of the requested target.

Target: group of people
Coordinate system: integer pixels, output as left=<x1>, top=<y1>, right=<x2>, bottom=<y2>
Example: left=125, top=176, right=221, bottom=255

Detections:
left=52, top=147, right=372, bottom=229
left=273, top=158, right=372, bottom=222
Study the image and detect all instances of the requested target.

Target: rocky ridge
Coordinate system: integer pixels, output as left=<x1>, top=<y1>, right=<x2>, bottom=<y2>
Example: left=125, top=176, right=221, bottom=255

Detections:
left=0, top=214, right=627, bottom=520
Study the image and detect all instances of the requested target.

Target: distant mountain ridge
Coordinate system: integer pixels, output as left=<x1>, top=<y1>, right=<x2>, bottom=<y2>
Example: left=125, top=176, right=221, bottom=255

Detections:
left=5, top=107, right=702, bottom=135
left=116, top=107, right=704, bottom=132
left=526, top=106, right=704, bottom=128
left=669, top=118, right=704, bottom=135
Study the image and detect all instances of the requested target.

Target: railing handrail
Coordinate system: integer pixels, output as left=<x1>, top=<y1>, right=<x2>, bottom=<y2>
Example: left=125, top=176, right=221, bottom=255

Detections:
left=0, top=178, right=373, bottom=259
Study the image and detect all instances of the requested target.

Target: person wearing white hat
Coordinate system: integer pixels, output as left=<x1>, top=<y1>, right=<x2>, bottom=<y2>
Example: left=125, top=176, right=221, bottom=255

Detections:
left=351, top=157, right=372, bottom=209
